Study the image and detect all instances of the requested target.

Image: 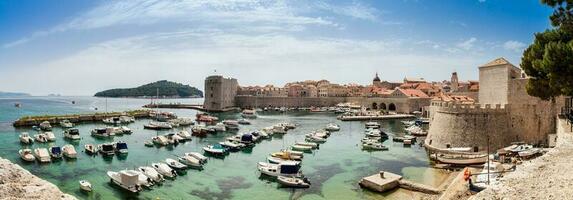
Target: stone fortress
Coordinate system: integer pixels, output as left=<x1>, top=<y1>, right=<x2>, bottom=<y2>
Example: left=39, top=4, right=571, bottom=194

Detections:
left=425, top=58, right=565, bottom=152
left=203, top=75, right=238, bottom=111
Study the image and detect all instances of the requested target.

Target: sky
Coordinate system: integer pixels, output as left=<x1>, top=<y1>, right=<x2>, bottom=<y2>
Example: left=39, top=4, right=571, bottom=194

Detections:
left=0, top=0, right=554, bottom=96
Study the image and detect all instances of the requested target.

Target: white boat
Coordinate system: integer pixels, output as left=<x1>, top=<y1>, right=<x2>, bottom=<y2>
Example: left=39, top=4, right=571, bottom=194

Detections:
left=91, top=128, right=115, bottom=137
left=49, top=146, right=63, bottom=159
left=45, top=132, right=56, bottom=142
left=98, top=143, right=115, bottom=156
left=39, top=121, right=52, bottom=131
left=518, top=148, right=540, bottom=158
left=273, top=125, right=287, bottom=134
left=509, top=144, right=534, bottom=153
left=119, top=126, right=132, bottom=134
left=60, top=120, right=74, bottom=128
left=84, top=144, right=98, bottom=155
left=213, top=122, right=227, bottom=132
left=203, top=144, right=227, bottom=155
left=401, top=120, right=416, bottom=126
left=277, top=176, right=311, bottom=188
left=403, top=139, right=413, bottom=146
left=185, top=152, right=208, bottom=164
left=165, top=133, right=181, bottom=145
left=152, top=135, right=169, bottom=146
left=267, top=156, right=301, bottom=165
left=103, top=117, right=122, bottom=125
left=128, top=170, right=154, bottom=188
left=238, top=119, right=251, bottom=125
left=107, top=171, right=142, bottom=193
left=219, top=140, right=245, bottom=151
left=257, top=161, right=302, bottom=177
left=165, top=158, right=187, bottom=170
left=138, top=166, right=164, bottom=183
left=325, top=123, right=340, bottom=131
left=305, top=135, right=327, bottom=143
left=144, top=121, right=173, bottom=130
left=34, top=148, right=51, bottom=163
left=365, top=121, right=381, bottom=129
left=178, top=155, right=203, bottom=168
left=152, top=162, right=177, bottom=179
left=115, top=141, right=128, bottom=154
left=177, top=131, right=193, bottom=141
left=119, top=115, right=135, bottom=123
left=361, top=137, right=380, bottom=144
left=64, top=129, right=81, bottom=140
left=362, top=142, right=388, bottom=151
left=79, top=180, right=92, bottom=192
left=19, top=132, right=33, bottom=144
left=62, top=145, right=77, bottom=159
left=19, top=149, right=36, bottom=162
left=291, top=145, right=312, bottom=152
left=241, top=109, right=257, bottom=119
left=222, top=120, right=240, bottom=130
left=473, top=162, right=501, bottom=189
left=365, top=129, right=382, bottom=137
left=295, top=142, right=319, bottom=149
left=277, top=122, right=297, bottom=130
left=270, top=151, right=303, bottom=160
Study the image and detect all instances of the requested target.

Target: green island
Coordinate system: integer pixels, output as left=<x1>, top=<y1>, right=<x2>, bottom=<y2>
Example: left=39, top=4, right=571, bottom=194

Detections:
left=94, top=80, right=203, bottom=98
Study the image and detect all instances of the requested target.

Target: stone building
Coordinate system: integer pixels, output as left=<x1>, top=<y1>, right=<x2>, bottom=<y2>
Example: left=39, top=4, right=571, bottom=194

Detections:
left=203, top=75, right=238, bottom=112
left=425, top=57, right=564, bottom=152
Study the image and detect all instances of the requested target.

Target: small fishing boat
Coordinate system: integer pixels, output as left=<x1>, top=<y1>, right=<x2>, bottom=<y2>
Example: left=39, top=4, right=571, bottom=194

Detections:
left=325, top=123, right=340, bottom=131
left=271, top=150, right=303, bottom=160
left=165, top=133, right=182, bottom=145
left=79, top=180, right=92, bottom=192
left=213, top=122, right=227, bottom=132
left=403, top=139, right=413, bottom=146
left=103, top=117, right=121, bottom=125
left=45, top=132, right=56, bottom=142
left=222, top=120, right=240, bottom=130
left=257, top=161, right=302, bottom=177
left=277, top=122, right=297, bottom=130
left=19, top=132, right=33, bottom=144
left=393, top=135, right=416, bottom=142
left=144, top=140, right=154, bottom=147
left=362, top=142, right=388, bottom=151
left=39, top=121, right=52, bottom=131
left=273, top=125, right=287, bottom=134
left=267, top=156, right=301, bottom=165
left=361, top=137, right=380, bottom=144
left=129, top=170, right=154, bottom=188
left=119, top=126, right=132, bottom=134
left=177, top=131, right=193, bottom=141
left=152, top=162, right=177, bottom=179
left=91, top=128, right=113, bottom=137
left=19, top=149, right=36, bottom=162
left=435, top=155, right=488, bottom=165
left=49, top=146, right=63, bottom=159
left=84, top=144, right=98, bottom=155
left=34, top=148, right=51, bottom=163
left=291, top=145, right=312, bottom=152
left=178, top=155, right=203, bottom=168
left=165, top=158, right=187, bottom=170
left=115, top=141, right=128, bottom=154
left=365, top=121, right=381, bottom=129
left=203, top=144, right=227, bottom=155
left=238, top=118, right=251, bottom=125
left=295, top=142, right=319, bottom=149
left=185, top=152, right=208, bottom=164
left=152, top=135, right=169, bottom=146
left=305, top=135, right=327, bottom=143
left=62, top=145, right=77, bottom=159
left=219, top=141, right=245, bottom=151
left=98, top=143, right=115, bottom=156
left=34, top=133, right=48, bottom=143
left=251, top=130, right=269, bottom=140
left=364, top=129, right=382, bottom=138
left=107, top=171, right=142, bottom=193
left=191, top=124, right=209, bottom=137
left=241, top=109, right=257, bottom=119
left=138, top=166, right=164, bottom=183
left=64, top=129, right=81, bottom=140
left=144, top=121, right=173, bottom=130
left=277, top=176, right=311, bottom=188
left=60, top=120, right=74, bottom=128
left=518, top=148, right=540, bottom=158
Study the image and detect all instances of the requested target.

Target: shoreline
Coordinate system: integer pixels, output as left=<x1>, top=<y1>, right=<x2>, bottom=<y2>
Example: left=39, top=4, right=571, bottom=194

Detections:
left=0, top=157, right=76, bottom=200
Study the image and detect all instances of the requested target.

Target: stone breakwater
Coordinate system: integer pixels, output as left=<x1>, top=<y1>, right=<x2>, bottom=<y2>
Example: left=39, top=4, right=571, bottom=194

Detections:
left=470, top=118, right=573, bottom=199
left=0, top=157, right=76, bottom=200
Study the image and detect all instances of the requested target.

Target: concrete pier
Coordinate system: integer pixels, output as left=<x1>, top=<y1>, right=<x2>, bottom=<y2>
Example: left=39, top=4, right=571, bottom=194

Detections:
left=338, top=114, right=415, bottom=121
left=359, top=171, right=402, bottom=193
left=12, top=110, right=151, bottom=127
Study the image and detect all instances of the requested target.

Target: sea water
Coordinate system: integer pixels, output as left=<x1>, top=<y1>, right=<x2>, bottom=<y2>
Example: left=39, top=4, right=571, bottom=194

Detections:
left=0, top=96, right=447, bottom=200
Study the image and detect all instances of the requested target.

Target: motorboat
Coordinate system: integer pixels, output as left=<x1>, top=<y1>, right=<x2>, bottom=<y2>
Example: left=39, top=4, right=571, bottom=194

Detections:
left=241, top=109, right=257, bottom=119
left=98, top=143, right=115, bottom=156
left=49, top=146, right=63, bottom=159
left=19, top=132, right=33, bottom=144
left=277, top=122, right=297, bottom=130
left=219, top=140, right=245, bottom=151
left=39, top=121, right=52, bottom=131
left=107, top=171, right=142, bottom=193
left=45, top=132, right=56, bottom=142
left=34, top=148, right=51, bottom=163
left=518, top=148, right=540, bottom=158
left=291, top=145, right=312, bottom=152
left=185, top=152, right=208, bottom=164
left=103, top=117, right=122, bottom=125
left=191, top=124, right=209, bottom=137
left=170, top=117, right=194, bottom=126
left=144, top=140, right=154, bottom=147
left=509, top=144, right=534, bottom=153
left=62, top=145, right=77, bottom=159
left=119, top=115, right=135, bottom=123
left=144, top=121, right=173, bottom=130
left=115, top=141, right=128, bottom=154
left=401, top=120, right=416, bottom=127
left=165, top=133, right=181, bottom=145
left=177, top=131, right=193, bottom=141
left=393, top=135, right=416, bottom=142
left=178, top=155, right=203, bottom=168
left=238, top=119, right=251, bottom=125
left=84, top=144, right=98, bottom=155
left=152, top=162, right=177, bottom=179
left=361, top=137, right=380, bottom=144
left=257, top=161, right=302, bottom=177
left=129, top=170, right=154, bottom=188
left=196, top=113, right=218, bottom=123
left=91, top=128, right=114, bottom=137
left=212, top=122, right=227, bottom=132
left=222, top=120, right=240, bottom=130
left=271, top=151, right=303, bottom=160
left=365, top=121, right=381, bottom=129
left=403, top=139, right=413, bottom=146
left=60, top=120, right=74, bottom=128
left=79, top=180, right=92, bottom=192
left=152, top=135, right=169, bottom=146
left=295, top=142, right=319, bottom=149
left=64, top=129, right=81, bottom=140
left=305, top=135, right=327, bottom=143
left=203, top=144, right=227, bottom=155
left=277, top=176, right=311, bottom=188
left=406, top=125, right=427, bottom=136
left=273, top=125, right=287, bottom=134
left=251, top=131, right=269, bottom=140
left=19, top=149, right=36, bottom=162
left=362, top=142, right=388, bottom=151
left=325, top=123, right=340, bottom=131
left=138, top=166, right=164, bottom=183
left=165, top=158, right=187, bottom=170
left=365, top=129, right=382, bottom=138
left=267, top=156, right=301, bottom=165
left=119, top=126, right=132, bottom=134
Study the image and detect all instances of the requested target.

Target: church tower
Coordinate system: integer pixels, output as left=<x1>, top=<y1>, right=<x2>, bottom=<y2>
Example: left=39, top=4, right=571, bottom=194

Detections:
left=451, top=72, right=459, bottom=92
left=373, top=72, right=381, bottom=87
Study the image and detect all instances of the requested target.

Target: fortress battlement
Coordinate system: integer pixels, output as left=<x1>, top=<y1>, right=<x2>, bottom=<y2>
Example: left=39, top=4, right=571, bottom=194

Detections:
left=431, top=102, right=509, bottom=114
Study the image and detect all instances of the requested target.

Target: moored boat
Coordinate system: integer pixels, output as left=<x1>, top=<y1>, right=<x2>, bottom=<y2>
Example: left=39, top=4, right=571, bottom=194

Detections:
left=291, top=145, right=313, bottom=152
left=115, top=141, right=128, bottom=154
left=19, top=149, right=36, bottom=162
left=45, top=132, right=56, bottom=142
left=34, top=148, right=51, bottom=163
left=64, top=129, right=81, bottom=140
left=185, top=152, right=208, bottom=164
left=325, top=123, right=340, bottom=131
left=138, top=166, right=164, bottom=183
left=19, top=132, right=33, bottom=144
left=107, top=171, right=142, bottom=193
left=277, top=176, right=311, bottom=188
left=257, top=161, right=302, bottom=177
left=79, top=180, right=92, bottom=192
left=203, top=144, right=227, bottom=155
left=165, top=158, right=187, bottom=171
left=60, top=120, right=74, bottom=128
left=362, top=142, right=388, bottom=151
left=177, top=131, right=193, bottom=141
left=98, top=143, right=115, bottom=156
left=62, top=145, right=77, bottom=159
left=49, top=146, right=63, bottom=159
left=84, top=144, right=98, bottom=155
left=39, top=121, right=52, bottom=131
left=152, top=162, right=177, bottom=179
left=178, top=155, right=203, bottom=168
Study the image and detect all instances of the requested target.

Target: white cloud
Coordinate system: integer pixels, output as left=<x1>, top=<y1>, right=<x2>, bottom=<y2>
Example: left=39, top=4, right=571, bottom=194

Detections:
left=503, top=40, right=526, bottom=52
left=456, top=37, right=477, bottom=50
left=314, top=1, right=378, bottom=21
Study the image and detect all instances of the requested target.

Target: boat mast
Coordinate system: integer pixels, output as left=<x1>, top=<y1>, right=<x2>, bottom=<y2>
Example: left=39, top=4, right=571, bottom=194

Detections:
left=487, top=134, right=490, bottom=185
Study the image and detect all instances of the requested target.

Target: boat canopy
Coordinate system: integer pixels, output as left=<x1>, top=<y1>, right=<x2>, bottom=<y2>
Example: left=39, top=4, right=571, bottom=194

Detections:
left=279, top=164, right=300, bottom=174
left=51, top=147, right=61, bottom=154
left=116, top=142, right=128, bottom=150
left=68, top=129, right=80, bottom=135
left=102, top=144, right=115, bottom=151
left=241, top=134, right=254, bottom=142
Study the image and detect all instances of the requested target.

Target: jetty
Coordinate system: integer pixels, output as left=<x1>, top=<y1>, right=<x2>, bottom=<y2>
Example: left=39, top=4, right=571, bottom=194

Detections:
left=359, top=171, right=441, bottom=194
left=338, top=114, right=415, bottom=121
left=13, top=110, right=152, bottom=127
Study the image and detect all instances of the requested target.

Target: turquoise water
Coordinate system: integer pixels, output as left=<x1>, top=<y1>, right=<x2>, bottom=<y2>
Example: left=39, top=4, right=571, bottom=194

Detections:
left=0, top=97, right=444, bottom=200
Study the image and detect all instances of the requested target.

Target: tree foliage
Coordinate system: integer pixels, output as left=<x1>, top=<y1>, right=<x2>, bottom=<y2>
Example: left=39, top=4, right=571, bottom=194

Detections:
left=522, top=0, right=573, bottom=99
left=94, top=80, right=203, bottom=98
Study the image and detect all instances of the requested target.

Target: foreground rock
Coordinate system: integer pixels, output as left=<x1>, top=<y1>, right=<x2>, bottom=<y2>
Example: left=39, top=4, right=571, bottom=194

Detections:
left=471, top=118, right=573, bottom=199
left=0, top=157, right=76, bottom=200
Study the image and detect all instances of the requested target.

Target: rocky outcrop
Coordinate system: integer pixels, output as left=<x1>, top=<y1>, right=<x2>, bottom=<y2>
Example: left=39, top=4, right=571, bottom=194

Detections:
left=0, top=157, right=76, bottom=200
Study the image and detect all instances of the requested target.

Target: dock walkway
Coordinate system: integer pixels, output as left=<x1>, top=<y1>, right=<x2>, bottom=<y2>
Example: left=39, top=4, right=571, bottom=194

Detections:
left=338, top=114, right=415, bottom=121
left=359, top=171, right=442, bottom=195
left=12, top=110, right=151, bottom=127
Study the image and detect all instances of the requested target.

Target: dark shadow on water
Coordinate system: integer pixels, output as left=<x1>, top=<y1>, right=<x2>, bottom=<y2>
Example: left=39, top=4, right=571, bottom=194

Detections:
left=189, top=176, right=253, bottom=200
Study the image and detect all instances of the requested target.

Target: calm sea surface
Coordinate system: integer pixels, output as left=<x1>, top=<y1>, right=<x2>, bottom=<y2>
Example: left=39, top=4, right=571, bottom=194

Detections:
left=0, top=96, right=446, bottom=200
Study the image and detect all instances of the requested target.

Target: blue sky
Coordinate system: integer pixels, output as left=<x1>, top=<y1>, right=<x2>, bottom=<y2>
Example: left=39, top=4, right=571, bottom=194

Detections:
left=0, top=0, right=554, bottom=95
